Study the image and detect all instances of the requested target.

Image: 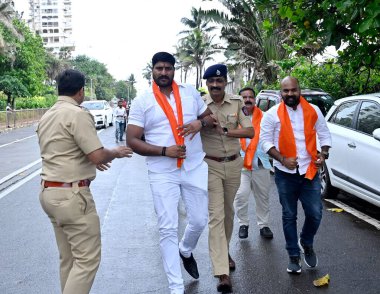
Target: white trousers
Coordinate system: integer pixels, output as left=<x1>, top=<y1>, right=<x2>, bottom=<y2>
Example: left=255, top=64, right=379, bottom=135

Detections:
left=148, top=161, right=208, bottom=294
left=234, top=168, right=271, bottom=228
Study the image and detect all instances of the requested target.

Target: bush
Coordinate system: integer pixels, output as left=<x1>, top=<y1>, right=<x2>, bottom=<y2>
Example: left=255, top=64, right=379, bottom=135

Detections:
left=15, top=95, right=57, bottom=109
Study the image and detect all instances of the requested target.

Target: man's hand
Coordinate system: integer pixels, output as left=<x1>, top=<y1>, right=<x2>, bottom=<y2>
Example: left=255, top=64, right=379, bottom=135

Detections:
left=165, top=144, right=186, bottom=159
left=96, top=162, right=111, bottom=171
left=283, top=157, right=298, bottom=170
left=178, top=120, right=202, bottom=140
left=314, top=153, right=325, bottom=168
left=210, top=114, right=224, bottom=135
left=114, top=146, right=133, bottom=158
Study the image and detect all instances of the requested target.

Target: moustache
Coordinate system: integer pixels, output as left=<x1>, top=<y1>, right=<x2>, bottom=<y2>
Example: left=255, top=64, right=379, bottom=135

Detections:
left=158, top=76, right=170, bottom=80
left=211, top=87, right=221, bottom=91
left=244, top=101, right=253, bottom=105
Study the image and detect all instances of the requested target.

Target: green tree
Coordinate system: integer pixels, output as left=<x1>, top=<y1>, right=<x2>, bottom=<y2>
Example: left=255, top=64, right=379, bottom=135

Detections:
left=115, top=80, right=128, bottom=98
left=142, top=62, right=152, bottom=86
left=71, top=55, right=115, bottom=100
left=0, top=75, right=30, bottom=107
left=126, top=74, right=137, bottom=101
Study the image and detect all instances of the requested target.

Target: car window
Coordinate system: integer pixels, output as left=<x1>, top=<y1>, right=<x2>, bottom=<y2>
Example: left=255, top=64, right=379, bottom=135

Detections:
left=303, top=94, right=334, bottom=116
left=257, top=99, right=269, bottom=111
left=82, top=102, right=104, bottom=110
left=268, top=100, right=276, bottom=109
left=356, top=101, right=380, bottom=135
left=329, top=101, right=358, bottom=128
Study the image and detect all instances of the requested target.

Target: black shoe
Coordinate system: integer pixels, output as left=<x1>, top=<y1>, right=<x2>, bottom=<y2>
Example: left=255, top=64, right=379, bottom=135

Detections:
left=228, top=254, right=236, bottom=271
left=298, top=239, right=318, bottom=268
left=260, top=227, right=273, bottom=239
left=287, top=256, right=302, bottom=274
left=238, top=225, right=249, bottom=239
left=217, top=274, right=232, bottom=293
left=179, top=252, right=199, bottom=279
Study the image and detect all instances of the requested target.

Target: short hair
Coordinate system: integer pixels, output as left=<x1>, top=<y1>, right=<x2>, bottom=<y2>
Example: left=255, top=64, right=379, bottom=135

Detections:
left=239, top=87, right=256, bottom=96
left=57, top=69, right=85, bottom=96
left=152, top=52, right=175, bottom=67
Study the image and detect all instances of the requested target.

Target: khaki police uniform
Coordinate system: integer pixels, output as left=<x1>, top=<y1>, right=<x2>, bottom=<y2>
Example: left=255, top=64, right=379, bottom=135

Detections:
left=201, top=93, right=251, bottom=276
left=37, top=96, right=103, bottom=294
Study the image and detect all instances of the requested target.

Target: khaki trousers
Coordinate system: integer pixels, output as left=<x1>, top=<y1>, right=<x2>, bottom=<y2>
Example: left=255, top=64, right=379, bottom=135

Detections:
left=205, top=157, right=243, bottom=276
left=234, top=168, right=271, bottom=228
left=39, top=183, right=101, bottom=294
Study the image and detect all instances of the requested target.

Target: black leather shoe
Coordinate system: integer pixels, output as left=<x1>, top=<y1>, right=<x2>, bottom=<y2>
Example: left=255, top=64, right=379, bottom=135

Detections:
left=179, top=252, right=199, bottom=279
left=260, top=227, right=273, bottom=239
left=228, top=254, right=236, bottom=271
left=238, top=225, right=249, bottom=239
left=217, top=274, right=232, bottom=293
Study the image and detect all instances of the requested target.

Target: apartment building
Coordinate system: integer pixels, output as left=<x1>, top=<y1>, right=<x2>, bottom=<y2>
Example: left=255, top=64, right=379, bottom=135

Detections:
left=28, top=0, right=74, bottom=56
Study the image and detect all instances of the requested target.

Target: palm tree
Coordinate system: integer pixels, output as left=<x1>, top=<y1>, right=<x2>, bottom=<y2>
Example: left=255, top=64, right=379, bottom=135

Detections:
left=180, top=7, right=217, bottom=35
left=0, top=1, right=24, bottom=61
left=200, top=1, right=292, bottom=84
left=142, top=62, right=152, bottom=86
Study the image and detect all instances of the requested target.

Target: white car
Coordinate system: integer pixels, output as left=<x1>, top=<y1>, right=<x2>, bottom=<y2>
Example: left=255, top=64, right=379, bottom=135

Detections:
left=321, top=93, right=380, bottom=207
left=81, top=100, right=114, bottom=129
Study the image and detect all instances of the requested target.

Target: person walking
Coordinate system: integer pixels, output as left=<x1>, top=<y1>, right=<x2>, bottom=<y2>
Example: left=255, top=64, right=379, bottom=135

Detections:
left=114, top=99, right=127, bottom=142
left=37, top=69, right=133, bottom=294
left=6, top=103, right=13, bottom=128
left=200, top=64, right=254, bottom=293
left=127, top=52, right=211, bottom=294
left=260, top=76, right=331, bottom=274
left=234, top=87, right=274, bottom=240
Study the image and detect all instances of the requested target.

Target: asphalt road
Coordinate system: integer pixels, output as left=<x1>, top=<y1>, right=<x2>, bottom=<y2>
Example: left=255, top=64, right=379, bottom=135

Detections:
left=0, top=125, right=379, bottom=294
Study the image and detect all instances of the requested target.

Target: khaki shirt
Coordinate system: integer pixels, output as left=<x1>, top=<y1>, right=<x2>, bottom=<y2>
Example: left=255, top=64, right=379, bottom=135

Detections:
left=37, top=96, right=103, bottom=182
left=201, top=93, right=251, bottom=157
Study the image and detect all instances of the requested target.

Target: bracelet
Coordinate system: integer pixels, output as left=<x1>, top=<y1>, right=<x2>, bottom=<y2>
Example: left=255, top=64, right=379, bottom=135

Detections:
left=161, top=146, right=166, bottom=156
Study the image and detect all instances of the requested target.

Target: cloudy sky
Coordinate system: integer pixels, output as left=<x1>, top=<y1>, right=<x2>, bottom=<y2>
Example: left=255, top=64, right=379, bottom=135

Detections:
left=13, top=0, right=225, bottom=92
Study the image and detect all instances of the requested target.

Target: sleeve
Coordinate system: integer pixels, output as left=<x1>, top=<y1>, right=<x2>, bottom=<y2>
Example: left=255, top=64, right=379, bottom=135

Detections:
left=72, top=111, right=103, bottom=155
left=193, top=86, right=207, bottom=115
left=238, top=99, right=252, bottom=128
left=127, top=97, right=145, bottom=128
left=314, top=105, right=332, bottom=147
left=260, top=110, right=276, bottom=153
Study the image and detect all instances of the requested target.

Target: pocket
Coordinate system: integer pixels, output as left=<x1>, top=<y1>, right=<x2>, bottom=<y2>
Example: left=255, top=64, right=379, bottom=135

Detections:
left=226, top=115, right=238, bottom=128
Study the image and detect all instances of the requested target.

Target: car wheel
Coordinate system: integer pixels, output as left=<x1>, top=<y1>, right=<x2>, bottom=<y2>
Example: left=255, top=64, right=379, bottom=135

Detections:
left=103, top=116, right=107, bottom=129
left=109, top=114, right=113, bottom=126
left=320, top=162, right=339, bottom=199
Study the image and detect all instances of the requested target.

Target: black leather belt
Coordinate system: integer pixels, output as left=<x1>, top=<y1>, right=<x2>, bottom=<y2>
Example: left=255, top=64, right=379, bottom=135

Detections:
left=205, top=154, right=239, bottom=162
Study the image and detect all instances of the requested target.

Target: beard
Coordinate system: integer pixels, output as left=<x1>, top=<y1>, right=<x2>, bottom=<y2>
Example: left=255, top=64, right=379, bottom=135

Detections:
left=154, top=76, right=173, bottom=88
left=283, top=95, right=300, bottom=107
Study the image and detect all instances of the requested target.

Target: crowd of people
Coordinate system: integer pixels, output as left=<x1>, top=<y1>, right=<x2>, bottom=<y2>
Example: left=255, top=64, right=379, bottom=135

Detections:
left=36, top=51, right=331, bottom=294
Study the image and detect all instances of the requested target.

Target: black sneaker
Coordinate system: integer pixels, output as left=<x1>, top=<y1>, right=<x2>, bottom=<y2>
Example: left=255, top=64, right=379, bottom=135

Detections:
left=179, top=252, right=199, bottom=279
left=238, top=225, right=249, bottom=239
left=298, top=239, right=318, bottom=268
left=259, top=227, right=273, bottom=239
left=287, top=256, right=302, bottom=274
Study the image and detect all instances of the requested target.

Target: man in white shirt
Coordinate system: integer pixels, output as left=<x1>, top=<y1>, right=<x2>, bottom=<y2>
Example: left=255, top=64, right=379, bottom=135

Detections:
left=260, top=76, right=331, bottom=275
left=114, top=100, right=127, bottom=142
left=127, top=52, right=211, bottom=294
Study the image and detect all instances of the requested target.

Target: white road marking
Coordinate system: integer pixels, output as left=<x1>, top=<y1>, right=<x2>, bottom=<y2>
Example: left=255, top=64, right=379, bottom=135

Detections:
left=324, top=199, right=380, bottom=230
left=0, top=134, right=37, bottom=149
left=0, top=158, right=41, bottom=185
left=0, top=168, right=41, bottom=200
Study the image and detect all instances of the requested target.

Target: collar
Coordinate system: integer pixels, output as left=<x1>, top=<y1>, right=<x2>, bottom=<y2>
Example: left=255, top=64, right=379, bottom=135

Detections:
left=57, top=96, right=80, bottom=106
left=204, top=92, right=232, bottom=105
left=148, top=81, right=185, bottom=94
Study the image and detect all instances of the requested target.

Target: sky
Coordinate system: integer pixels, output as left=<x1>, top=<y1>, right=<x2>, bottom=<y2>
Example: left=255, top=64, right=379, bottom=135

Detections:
left=13, top=0, right=226, bottom=93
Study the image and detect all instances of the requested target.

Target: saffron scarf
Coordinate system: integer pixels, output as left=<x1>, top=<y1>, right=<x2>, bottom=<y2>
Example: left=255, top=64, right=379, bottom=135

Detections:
left=152, top=81, right=184, bottom=168
left=277, top=96, right=318, bottom=180
left=240, top=107, right=263, bottom=170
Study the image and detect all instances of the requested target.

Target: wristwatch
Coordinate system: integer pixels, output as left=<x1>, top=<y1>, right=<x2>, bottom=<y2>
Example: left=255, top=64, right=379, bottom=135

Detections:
left=223, top=127, right=228, bottom=136
left=321, top=151, right=329, bottom=159
left=200, top=119, right=207, bottom=128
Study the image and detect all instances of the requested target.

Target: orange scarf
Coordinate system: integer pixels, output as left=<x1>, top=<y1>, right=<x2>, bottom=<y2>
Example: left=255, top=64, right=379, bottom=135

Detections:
left=277, top=96, right=318, bottom=180
left=153, top=81, right=184, bottom=168
left=240, top=107, right=263, bottom=170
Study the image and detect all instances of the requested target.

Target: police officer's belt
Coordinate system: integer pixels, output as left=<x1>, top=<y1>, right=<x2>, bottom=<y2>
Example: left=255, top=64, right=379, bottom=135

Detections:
left=42, top=179, right=91, bottom=188
left=205, top=154, right=239, bottom=162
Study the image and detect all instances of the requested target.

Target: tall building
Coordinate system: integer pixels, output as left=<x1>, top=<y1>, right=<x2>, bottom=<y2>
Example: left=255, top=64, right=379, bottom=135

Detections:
left=28, top=0, right=74, bottom=56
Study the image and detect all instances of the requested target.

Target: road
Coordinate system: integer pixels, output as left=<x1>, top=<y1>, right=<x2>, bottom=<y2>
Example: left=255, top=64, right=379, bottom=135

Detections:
left=0, top=125, right=380, bottom=294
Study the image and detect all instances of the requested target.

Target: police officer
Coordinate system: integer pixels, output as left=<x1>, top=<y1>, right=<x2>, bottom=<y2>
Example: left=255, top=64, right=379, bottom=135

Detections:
left=37, top=69, right=133, bottom=294
left=200, top=64, right=254, bottom=293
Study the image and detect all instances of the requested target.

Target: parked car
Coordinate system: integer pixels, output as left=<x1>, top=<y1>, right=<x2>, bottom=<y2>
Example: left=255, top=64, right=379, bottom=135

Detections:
left=256, top=88, right=334, bottom=115
left=321, top=93, right=380, bottom=207
left=81, top=100, right=114, bottom=128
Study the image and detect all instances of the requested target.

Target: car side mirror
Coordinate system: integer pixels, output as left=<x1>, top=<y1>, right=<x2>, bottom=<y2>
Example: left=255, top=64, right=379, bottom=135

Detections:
left=373, top=128, right=380, bottom=142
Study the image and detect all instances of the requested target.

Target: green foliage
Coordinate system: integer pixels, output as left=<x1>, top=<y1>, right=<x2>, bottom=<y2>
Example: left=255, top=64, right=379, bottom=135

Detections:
left=15, top=95, right=57, bottom=109
left=71, top=55, right=115, bottom=100
left=0, top=75, right=30, bottom=106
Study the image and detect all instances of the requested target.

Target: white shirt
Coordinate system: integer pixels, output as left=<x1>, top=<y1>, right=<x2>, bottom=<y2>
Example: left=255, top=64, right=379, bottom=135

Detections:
left=128, top=83, right=207, bottom=173
left=260, top=102, right=332, bottom=175
left=114, top=107, right=126, bottom=122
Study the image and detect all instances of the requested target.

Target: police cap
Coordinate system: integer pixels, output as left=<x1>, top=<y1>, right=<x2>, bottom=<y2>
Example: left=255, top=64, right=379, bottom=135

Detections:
left=203, top=64, right=227, bottom=79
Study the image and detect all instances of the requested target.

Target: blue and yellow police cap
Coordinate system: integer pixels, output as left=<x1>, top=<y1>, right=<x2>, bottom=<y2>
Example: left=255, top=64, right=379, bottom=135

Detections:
left=203, top=64, right=227, bottom=79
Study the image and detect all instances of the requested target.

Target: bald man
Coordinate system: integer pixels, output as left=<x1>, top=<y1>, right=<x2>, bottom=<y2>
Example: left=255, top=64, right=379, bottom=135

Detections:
left=260, top=77, right=331, bottom=274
